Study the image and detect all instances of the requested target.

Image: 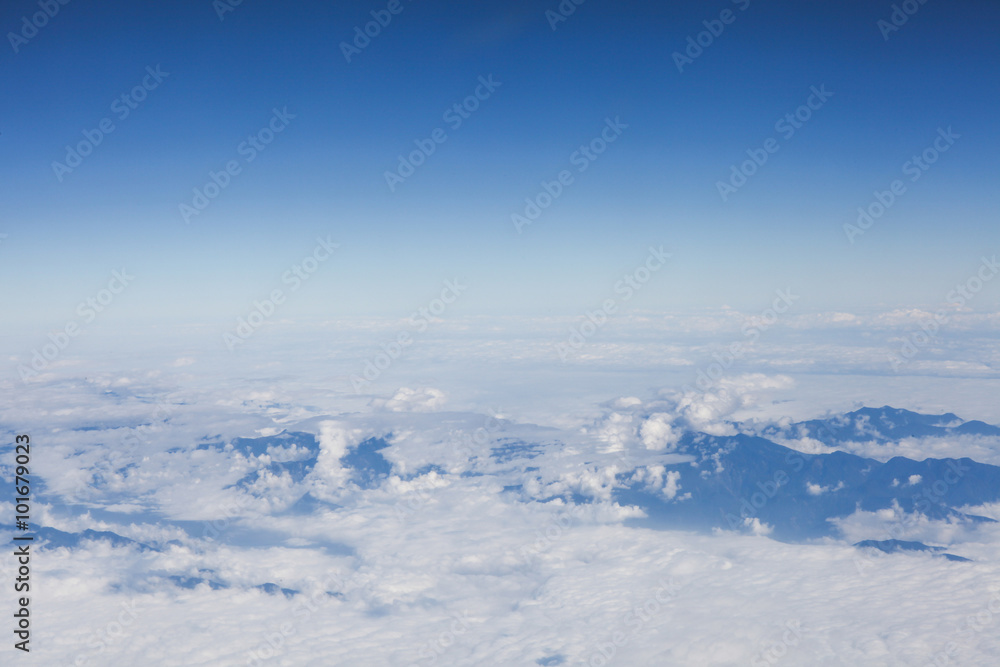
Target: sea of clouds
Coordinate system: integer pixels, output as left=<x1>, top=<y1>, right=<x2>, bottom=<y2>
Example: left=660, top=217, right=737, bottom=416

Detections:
left=2, top=311, right=999, bottom=665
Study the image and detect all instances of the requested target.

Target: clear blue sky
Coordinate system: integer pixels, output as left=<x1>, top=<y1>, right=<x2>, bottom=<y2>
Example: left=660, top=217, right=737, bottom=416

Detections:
left=3, top=0, right=998, bottom=326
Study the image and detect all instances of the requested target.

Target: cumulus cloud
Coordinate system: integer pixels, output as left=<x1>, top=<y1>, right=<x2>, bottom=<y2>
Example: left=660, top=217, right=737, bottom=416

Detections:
left=742, top=517, right=774, bottom=536
left=370, top=387, right=448, bottom=412
left=610, top=396, right=643, bottom=410
left=674, top=374, right=795, bottom=434
left=590, top=410, right=637, bottom=453
left=544, top=466, right=622, bottom=502
left=640, top=412, right=681, bottom=451
left=309, top=420, right=363, bottom=496
left=807, top=481, right=845, bottom=496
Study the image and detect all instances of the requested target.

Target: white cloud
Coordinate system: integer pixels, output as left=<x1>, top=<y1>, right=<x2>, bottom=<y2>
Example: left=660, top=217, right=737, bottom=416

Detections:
left=309, top=420, right=363, bottom=498
left=5, top=318, right=1000, bottom=666
left=611, top=396, right=644, bottom=409
left=590, top=411, right=637, bottom=453
left=640, top=412, right=681, bottom=451
left=371, top=387, right=448, bottom=412
left=742, top=517, right=774, bottom=536
left=663, top=469, right=683, bottom=500
left=674, top=374, right=794, bottom=434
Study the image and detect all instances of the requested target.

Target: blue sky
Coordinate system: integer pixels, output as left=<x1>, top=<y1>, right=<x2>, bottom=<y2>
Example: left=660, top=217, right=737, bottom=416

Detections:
left=3, top=0, right=998, bottom=325
left=5, top=7, right=1000, bottom=661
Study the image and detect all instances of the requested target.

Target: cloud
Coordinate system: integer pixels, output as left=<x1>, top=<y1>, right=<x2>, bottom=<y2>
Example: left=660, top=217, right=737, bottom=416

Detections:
left=629, top=465, right=685, bottom=500
left=592, top=411, right=637, bottom=453
left=308, top=420, right=363, bottom=497
left=610, top=396, right=643, bottom=409
left=806, top=433, right=1000, bottom=465
left=370, top=387, right=448, bottom=412
left=674, top=374, right=795, bottom=434
left=6, top=320, right=1000, bottom=665
left=742, top=517, right=774, bottom=536
left=640, top=413, right=681, bottom=451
